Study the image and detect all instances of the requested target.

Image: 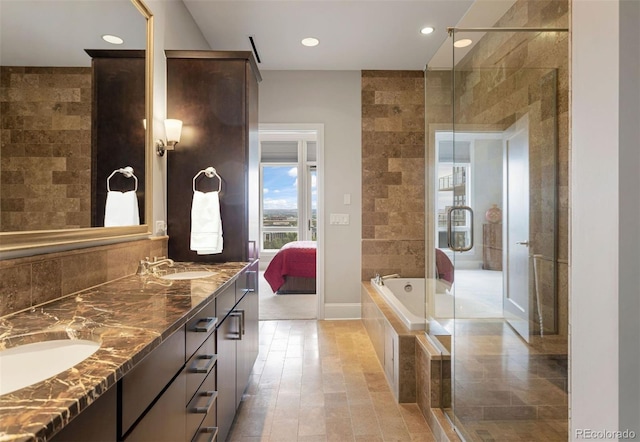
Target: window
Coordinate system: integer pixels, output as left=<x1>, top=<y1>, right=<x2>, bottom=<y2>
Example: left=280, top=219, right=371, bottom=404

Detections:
left=260, top=132, right=317, bottom=251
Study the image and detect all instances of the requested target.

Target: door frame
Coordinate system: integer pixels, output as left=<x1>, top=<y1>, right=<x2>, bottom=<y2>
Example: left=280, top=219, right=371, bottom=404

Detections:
left=258, top=123, right=325, bottom=319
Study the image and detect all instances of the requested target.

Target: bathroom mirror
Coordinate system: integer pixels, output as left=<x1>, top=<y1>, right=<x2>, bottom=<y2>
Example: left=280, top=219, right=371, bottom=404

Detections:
left=0, top=0, right=154, bottom=253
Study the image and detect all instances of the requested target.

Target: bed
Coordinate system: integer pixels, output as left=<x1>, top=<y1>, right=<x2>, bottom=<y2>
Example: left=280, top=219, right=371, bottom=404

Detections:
left=264, top=241, right=317, bottom=294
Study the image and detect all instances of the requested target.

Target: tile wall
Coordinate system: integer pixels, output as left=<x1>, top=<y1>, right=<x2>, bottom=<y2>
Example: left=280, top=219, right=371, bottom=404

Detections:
left=0, top=237, right=167, bottom=317
left=361, top=71, right=426, bottom=280
left=0, top=66, right=92, bottom=231
left=452, top=0, right=569, bottom=335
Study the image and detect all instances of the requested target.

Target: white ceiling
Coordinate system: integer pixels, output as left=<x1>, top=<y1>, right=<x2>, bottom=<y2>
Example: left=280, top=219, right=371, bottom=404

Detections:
left=182, top=0, right=475, bottom=71
left=0, top=0, right=517, bottom=70
left=0, top=0, right=146, bottom=67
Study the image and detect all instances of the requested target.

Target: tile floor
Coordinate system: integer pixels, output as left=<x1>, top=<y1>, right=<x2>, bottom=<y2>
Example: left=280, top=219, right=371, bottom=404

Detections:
left=439, top=319, right=568, bottom=441
left=228, top=320, right=436, bottom=441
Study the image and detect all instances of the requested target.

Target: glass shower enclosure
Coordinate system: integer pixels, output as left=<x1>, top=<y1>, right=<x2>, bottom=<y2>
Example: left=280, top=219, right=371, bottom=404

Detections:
left=426, top=25, right=569, bottom=441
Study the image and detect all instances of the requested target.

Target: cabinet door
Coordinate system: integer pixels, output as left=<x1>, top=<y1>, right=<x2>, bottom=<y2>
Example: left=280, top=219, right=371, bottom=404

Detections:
left=50, top=386, right=117, bottom=442
left=236, top=290, right=258, bottom=408
left=216, top=307, right=239, bottom=442
left=125, top=370, right=186, bottom=442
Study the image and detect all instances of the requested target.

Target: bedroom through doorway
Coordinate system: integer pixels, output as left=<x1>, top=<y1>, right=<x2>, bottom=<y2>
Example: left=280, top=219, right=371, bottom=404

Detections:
left=258, top=126, right=324, bottom=320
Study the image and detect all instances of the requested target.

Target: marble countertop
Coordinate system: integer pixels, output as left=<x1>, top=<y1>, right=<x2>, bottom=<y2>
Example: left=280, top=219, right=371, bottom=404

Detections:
left=0, top=261, right=249, bottom=442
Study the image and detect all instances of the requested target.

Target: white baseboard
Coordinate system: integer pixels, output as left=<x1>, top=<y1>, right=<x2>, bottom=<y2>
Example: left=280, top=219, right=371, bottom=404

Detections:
left=323, top=303, right=361, bottom=320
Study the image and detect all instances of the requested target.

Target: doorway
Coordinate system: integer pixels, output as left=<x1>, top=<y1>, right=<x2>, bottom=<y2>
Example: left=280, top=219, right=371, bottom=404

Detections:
left=257, top=125, right=325, bottom=320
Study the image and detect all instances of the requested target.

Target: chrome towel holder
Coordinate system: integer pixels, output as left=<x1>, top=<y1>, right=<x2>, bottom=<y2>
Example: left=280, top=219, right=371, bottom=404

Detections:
left=107, top=166, right=138, bottom=192
left=193, top=166, right=222, bottom=192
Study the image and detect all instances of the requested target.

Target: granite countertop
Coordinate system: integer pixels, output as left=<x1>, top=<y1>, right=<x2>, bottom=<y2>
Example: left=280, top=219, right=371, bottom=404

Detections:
left=0, top=261, right=249, bottom=442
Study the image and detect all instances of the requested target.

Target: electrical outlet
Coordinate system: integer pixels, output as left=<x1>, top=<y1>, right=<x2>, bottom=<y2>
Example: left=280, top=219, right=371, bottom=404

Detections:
left=155, top=221, right=166, bottom=234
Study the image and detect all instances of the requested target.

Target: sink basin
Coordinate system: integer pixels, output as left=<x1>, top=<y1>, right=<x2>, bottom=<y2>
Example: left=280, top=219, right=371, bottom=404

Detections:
left=159, top=271, right=214, bottom=280
left=0, top=339, right=100, bottom=395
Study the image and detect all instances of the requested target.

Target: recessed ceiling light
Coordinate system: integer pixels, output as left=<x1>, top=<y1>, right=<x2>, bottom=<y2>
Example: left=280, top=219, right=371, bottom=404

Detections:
left=420, top=27, right=435, bottom=35
left=301, top=37, right=319, bottom=47
left=453, top=38, right=473, bottom=48
left=102, top=34, right=124, bottom=45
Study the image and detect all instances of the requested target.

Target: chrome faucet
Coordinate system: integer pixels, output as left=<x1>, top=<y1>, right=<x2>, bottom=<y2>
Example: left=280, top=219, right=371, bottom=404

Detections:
left=136, top=257, right=175, bottom=276
left=374, top=273, right=400, bottom=286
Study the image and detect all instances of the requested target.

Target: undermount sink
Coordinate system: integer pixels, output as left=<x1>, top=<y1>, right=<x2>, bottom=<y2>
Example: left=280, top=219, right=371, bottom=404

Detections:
left=0, top=339, right=100, bottom=395
left=159, top=271, right=214, bottom=280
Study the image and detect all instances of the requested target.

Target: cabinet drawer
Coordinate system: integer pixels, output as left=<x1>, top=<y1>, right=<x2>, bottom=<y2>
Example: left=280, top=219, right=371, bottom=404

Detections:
left=192, top=407, right=218, bottom=442
left=186, top=299, right=217, bottom=358
left=125, top=370, right=186, bottom=442
left=186, top=332, right=217, bottom=405
left=192, top=426, right=218, bottom=442
left=186, top=365, right=217, bottom=442
left=121, top=328, right=185, bottom=436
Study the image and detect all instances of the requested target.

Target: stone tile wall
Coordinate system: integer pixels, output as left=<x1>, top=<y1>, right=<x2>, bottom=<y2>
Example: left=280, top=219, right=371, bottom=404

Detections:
left=361, top=71, right=425, bottom=280
left=452, top=0, right=569, bottom=336
left=0, top=66, right=92, bottom=231
left=0, top=237, right=167, bottom=317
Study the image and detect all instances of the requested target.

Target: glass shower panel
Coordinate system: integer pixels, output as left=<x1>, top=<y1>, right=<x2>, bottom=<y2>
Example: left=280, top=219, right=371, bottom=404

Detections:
left=445, top=28, right=568, bottom=441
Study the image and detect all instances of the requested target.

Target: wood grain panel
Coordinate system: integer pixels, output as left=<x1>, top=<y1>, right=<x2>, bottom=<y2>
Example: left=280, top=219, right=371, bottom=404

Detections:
left=166, top=52, right=259, bottom=262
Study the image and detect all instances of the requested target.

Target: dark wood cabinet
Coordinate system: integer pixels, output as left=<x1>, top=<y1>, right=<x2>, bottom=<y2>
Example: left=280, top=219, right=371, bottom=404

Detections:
left=86, top=50, right=146, bottom=227
left=50, top=385, right=117, bottom=442
left=216, top=262, right=260, bottom=441
left=52, top=265, right=257, bottom=442
left=166, top=51, right=260, bottom=263
left=482, top=223, right=503, bottom=270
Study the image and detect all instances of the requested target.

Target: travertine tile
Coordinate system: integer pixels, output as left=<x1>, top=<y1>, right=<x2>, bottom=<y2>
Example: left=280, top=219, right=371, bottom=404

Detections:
left=228, top=320, right=435, bottom=442
left=0, top=66, right=92, bottom=232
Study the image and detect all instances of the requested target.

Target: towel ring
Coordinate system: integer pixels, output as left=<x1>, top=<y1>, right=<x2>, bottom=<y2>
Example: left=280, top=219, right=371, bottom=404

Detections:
left=107, top=166, right=138, bottom=192
left=193, top=167, right=222, bottom=193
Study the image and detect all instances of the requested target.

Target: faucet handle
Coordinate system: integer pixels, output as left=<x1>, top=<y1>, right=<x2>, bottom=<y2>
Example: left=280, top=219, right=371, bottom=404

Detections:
left=152, top=256, right=167, bottom=262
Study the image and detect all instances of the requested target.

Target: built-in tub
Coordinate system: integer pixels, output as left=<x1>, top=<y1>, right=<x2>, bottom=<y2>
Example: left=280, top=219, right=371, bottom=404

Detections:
left=370, top=278, right=426, bottom=331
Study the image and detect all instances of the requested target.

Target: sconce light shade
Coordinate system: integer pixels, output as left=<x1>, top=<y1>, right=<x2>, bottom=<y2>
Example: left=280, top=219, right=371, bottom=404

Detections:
left=156, top=119, right=183, bottom=156
left=164, top=119, right=183, bottom=148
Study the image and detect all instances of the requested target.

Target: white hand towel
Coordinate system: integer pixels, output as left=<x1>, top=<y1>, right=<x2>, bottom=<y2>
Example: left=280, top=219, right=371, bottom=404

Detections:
left=104, top=191, right=140, bottom=227
left=190, top=190, right=224, bottom=255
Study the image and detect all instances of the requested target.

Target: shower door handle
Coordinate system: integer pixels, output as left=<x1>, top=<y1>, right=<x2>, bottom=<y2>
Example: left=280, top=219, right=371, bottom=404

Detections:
left=447, top=206, right=474, bottom=252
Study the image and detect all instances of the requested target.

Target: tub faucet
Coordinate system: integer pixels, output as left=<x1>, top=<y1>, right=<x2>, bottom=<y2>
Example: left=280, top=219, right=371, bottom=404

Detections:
left=136, top=257, right=175, bottom=276
left=382, top=273, right=401, bottom=280
left=374, top=273, right=382, bottom=285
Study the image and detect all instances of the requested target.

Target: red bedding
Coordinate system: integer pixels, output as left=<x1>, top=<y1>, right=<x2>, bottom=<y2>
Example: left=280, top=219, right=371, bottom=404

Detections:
left=264, top=241, right=317, bottom=292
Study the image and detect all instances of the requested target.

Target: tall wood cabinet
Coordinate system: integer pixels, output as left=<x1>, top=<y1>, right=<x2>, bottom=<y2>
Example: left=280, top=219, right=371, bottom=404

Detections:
left=166, top=51, right=261, bottom=263
left=87, top=50, right=146, bottom=227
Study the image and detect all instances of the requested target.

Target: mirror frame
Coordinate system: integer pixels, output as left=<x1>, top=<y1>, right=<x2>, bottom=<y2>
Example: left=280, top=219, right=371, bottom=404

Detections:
left=0, top=0, right=154, bottom=255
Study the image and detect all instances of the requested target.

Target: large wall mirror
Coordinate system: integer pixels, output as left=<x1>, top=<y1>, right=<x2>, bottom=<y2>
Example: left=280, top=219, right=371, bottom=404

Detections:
left=0, top=0, right=153, bottom=254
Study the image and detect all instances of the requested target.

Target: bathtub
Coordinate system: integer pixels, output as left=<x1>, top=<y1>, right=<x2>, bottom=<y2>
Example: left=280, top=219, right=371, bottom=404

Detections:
left=371, top=278, right=426, bottom=331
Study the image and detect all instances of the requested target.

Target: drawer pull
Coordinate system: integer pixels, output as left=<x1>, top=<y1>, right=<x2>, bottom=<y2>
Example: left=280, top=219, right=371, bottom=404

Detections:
left=190, top=354, right=217, bottom=374
left=193, top=317, right=217, bottom=333
left=192, top=391, right=218, bottom=414
left=228, top=311, right=243, bottom=340
left=193, top=427, right=218, bottom=442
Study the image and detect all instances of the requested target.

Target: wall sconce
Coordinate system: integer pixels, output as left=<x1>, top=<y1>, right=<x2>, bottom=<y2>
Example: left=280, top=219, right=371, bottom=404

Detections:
left=155, top=119, right=183, bottom=156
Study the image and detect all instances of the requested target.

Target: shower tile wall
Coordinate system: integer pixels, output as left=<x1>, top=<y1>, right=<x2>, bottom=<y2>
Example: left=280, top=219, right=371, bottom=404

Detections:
left=0, top=66, right=92, bottom=232
left=452, top=0, right=569, bottom=336
left=361, top=71, right=425, bottom=281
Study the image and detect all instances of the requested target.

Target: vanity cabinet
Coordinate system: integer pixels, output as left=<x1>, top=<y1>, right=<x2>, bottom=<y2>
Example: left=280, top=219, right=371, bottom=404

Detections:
left=216, top=261, right=259, bottom=441
left=50, top=385, right=117, bottom=442
left=49, top=264, right=258, bottom=442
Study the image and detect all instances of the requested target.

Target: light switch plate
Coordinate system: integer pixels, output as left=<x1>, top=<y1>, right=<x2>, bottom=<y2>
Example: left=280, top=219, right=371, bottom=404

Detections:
left=330, top=213, right=350, bottom=225
left=343, top=193, right=351, bottom=205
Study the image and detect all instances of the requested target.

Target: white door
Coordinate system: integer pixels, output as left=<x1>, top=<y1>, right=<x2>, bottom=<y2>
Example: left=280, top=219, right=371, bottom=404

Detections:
left=503, top=116, right=531, bottom=341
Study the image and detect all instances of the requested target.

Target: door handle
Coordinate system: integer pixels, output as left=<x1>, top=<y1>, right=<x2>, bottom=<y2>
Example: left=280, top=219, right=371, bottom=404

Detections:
left=516, top=240, right=530, bottom=246
left=446, top=206, right=474, bottom=252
